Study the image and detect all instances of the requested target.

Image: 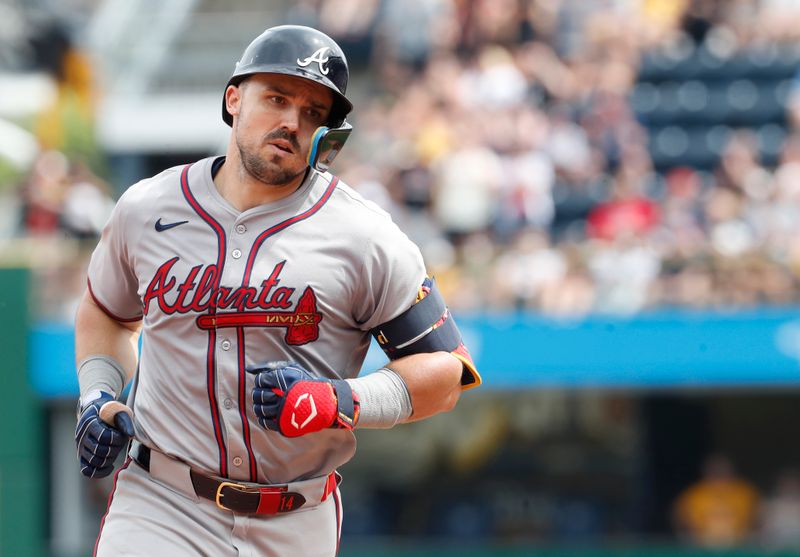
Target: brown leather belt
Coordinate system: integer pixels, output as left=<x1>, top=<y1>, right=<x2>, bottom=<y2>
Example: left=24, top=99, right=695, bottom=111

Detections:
left=130, top=443, right=338, bottom=515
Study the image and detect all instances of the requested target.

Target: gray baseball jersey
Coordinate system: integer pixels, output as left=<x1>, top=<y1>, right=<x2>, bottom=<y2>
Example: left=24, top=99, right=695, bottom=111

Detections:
left=87, top=156, right=425, bottom=484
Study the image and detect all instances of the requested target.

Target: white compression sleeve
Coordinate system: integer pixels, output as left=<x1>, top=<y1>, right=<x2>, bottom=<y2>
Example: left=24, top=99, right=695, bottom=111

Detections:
left=77, top=356, right=126, bottom=405
left=345, top=367, right=413, bottom=429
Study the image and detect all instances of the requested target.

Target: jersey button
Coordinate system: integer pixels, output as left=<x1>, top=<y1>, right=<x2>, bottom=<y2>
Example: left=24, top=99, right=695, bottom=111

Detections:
left=223, top=398, right=233, bottom=409
left=221, top=339, right=231, bottom=350
left=233, top=456, right=243, bottom=467
left=235, top=224, right=246, bottom=234
left=232, top=249, right=242, bottom=259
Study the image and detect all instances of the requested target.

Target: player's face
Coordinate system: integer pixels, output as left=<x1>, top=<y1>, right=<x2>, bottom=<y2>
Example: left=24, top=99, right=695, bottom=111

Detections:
left=228, top=73, right=334, bottom=186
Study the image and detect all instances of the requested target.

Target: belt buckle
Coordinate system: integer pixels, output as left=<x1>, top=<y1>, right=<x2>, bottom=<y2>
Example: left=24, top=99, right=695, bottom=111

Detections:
left=215, top=481, right=254, bottom=512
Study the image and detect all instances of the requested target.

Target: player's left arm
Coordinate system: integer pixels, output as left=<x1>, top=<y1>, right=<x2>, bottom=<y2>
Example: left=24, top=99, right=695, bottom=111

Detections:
left=383, top=351, right=463, bottom=422
left=354, top=274, right=481, bottom=425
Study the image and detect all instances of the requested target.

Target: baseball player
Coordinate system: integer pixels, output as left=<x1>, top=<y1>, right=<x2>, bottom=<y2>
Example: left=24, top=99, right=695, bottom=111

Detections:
left=74, top=25, right=481, bottom=556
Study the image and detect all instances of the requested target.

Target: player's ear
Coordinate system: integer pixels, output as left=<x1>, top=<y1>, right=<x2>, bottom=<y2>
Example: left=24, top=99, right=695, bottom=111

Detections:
left=225, top=84, right=243, bottom=121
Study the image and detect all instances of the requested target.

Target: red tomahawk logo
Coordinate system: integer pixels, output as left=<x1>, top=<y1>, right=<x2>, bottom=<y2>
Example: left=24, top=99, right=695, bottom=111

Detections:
left=196, top=287, right=322, bottom=345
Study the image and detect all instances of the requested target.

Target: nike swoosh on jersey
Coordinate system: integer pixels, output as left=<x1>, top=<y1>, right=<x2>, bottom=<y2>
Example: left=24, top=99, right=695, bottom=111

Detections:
left=155, top=218, right=189, bottom=232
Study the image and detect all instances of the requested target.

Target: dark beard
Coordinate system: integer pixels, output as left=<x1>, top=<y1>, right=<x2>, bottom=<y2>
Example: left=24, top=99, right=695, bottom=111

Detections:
left=239, top=146, right=304, bottom=186
left=237, top=129, right=305, bottom=186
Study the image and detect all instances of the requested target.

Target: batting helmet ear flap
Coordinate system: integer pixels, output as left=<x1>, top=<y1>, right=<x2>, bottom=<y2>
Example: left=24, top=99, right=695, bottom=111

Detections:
left=308, top=122, right=352, bottom=173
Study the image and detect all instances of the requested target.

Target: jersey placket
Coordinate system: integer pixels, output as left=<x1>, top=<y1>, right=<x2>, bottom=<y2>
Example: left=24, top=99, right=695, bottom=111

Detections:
left=216, top=219, right=258, bottom=481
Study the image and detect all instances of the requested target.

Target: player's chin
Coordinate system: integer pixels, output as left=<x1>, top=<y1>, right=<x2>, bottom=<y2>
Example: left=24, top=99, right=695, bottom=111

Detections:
left=271, top=156, right=305, bottom=177
left=252, top=159, right=305, bottom=186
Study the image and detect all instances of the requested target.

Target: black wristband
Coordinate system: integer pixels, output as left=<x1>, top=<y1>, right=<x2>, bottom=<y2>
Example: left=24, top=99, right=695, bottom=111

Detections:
left=331, top=379, right=358, bottom=429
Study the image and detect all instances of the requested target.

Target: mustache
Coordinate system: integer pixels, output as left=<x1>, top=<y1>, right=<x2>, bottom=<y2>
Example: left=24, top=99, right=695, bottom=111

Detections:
left=264, top=129, right=301, bottom=151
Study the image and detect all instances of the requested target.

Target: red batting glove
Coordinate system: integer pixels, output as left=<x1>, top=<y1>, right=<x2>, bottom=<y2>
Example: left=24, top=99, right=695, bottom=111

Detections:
left=247, top=361, right=359, bottom=438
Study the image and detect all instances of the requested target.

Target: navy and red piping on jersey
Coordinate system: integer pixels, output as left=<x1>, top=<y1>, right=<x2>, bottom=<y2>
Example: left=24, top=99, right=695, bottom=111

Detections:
left=93, top=457, right=131, bottom=556
left=237, top=327, right=258, bottom=481
left=241, top=176, right=339, bottom=285
left=180, top=163, right=229, bottom=478
left=87, top=279, right=143, bottom=323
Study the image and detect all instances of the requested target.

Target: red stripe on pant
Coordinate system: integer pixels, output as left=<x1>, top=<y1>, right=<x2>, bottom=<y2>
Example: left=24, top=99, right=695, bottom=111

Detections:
left=333, top=487, right=342, bottom=557
left=93, top=458, right=132, bottom=557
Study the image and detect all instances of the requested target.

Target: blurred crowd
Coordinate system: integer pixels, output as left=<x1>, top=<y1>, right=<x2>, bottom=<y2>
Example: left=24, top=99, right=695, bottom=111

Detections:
left=673, top=454, right=800, bottom=549
left=7, top=0, right=800, bottom=321
left=19, top=149, right=113, bottom=240
left=296, top=0, right=800, bottom=316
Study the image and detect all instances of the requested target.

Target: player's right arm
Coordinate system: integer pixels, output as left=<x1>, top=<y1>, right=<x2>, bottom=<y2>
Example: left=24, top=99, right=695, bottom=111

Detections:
left=75, top=290, right=142, bottom=376
left=74, top=183, right=145, bottom=477
left=76, top=180, right=145, bottom=395
left=73, top=291, right=142, bottom=478
left=75, top=289, right=141, bottom=478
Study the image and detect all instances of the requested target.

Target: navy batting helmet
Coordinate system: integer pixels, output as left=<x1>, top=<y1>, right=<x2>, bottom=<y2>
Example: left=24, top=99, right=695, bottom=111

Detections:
left=222, top=25, right=353, bottom=127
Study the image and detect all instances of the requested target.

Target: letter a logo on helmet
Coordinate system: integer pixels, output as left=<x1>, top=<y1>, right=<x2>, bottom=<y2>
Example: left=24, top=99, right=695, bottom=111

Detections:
left=297, top=47, right=331, bottom=75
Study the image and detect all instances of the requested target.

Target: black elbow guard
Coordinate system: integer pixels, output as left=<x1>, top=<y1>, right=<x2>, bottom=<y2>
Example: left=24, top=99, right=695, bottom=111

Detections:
left=370, top=278, right=481, bottom=390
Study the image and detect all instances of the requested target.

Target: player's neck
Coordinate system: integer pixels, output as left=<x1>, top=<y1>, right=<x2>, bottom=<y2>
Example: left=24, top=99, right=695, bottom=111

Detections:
left=213, top=157, right=306, bottom=212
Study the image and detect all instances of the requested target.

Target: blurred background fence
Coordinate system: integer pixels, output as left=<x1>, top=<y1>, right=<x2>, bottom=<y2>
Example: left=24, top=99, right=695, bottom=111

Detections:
left=2, top=0, right=800, bottom=555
